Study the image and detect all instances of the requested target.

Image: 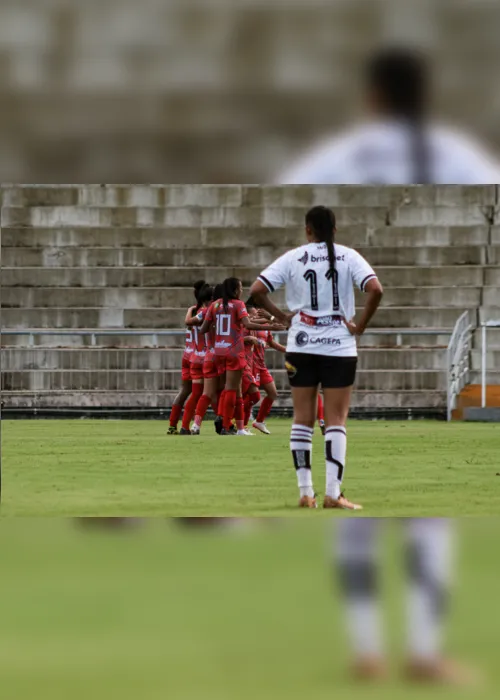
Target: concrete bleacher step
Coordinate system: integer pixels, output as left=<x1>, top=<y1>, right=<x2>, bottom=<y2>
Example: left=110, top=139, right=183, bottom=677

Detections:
left=0, top=245, right=490, bottom=268
left=2, top=265, right=496, bottom=288
left=0, top=286, right=488, bottom=310
left=1, top=369, right=447, bottom=393
left=0, top=347, right=449, bottom=372
left=1, top=202, right=493, bottom=229
left=0, top=390, right=447, bottom=411
left=2, top=225, right=493, bottom=249
left=2, top=185, right=496, bottom=209
left=0, top=306, right=466, bottom=330
left=0, top=330, right=452, bottom=350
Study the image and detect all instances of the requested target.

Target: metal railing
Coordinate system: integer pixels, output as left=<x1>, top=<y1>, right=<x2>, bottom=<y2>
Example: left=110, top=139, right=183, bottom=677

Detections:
left=446, top=311, right=473, bottom=421
left=480, top=320, right=500, bottom=407
left=1, top=328, right=452, bottom=401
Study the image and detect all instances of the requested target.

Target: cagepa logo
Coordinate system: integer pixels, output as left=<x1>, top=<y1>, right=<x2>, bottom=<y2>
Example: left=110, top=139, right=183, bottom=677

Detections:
left=295, top=331, right=309, bottom=347
left=309, top=338, right=341, bottom=346
left=297, top=251, right=309, bottom=265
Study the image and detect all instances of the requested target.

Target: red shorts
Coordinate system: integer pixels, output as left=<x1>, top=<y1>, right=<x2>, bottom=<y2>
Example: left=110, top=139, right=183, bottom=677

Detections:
left=203, top=352, right=218, bottom=379
left=190, top=362, right=204, bottom=381
left=215, top=353, right=246, bottom=374
left=242, top=371, right=258, bottom=395
left=182, top=355, right=192, bottom=381
left=255, top=367, right=273, bottom=387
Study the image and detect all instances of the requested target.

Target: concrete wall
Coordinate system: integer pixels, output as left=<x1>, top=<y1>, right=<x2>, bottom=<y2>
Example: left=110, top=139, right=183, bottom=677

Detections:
left=2, top=184, right=500, bottom=412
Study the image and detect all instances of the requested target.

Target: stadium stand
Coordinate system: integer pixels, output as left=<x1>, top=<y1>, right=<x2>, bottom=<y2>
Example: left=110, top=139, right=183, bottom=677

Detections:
left=1, top=185, right=500, bottom=418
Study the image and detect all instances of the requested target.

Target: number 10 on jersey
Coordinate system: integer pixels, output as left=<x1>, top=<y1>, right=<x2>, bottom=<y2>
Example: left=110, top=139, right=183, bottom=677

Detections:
left=216, top=314, right=231, bottom=336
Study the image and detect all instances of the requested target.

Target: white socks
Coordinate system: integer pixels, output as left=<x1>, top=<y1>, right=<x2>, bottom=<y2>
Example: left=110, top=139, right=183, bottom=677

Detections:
left=290, top=424, right=314, bottom=498
left=325, top=426, right=347, bottom=499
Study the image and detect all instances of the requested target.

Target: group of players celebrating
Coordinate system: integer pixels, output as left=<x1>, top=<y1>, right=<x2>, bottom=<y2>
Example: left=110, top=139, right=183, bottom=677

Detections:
left=168, top=278, right=327, bottom=437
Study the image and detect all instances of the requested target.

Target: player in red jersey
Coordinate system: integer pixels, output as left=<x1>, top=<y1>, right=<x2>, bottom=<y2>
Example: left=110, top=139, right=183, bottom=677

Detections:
left=188, top=283, right=225, bottom=435
left=179, top=284, right=214, bottom=434
left=241, top=307, right=262, bottom=434
left=199, top=277, right=280, bottom=435
left=249, top=309, right=286, bottom=435
left=317, top=392, right=326, bottom=434
left=167, top=280, right=206, bottom=435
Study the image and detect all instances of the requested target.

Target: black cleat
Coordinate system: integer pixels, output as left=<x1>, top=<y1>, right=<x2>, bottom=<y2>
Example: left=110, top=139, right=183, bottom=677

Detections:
left=319, top=423, right=325, bottom=436
left=167, top=426, right=179, bottom=435
left=179, top=427, right=192, bottom=435
left=220, top=428, right=235, bottom=436
left=214, top=415, right=223, bottom=434
left=228, top=424, right=237, bottom=435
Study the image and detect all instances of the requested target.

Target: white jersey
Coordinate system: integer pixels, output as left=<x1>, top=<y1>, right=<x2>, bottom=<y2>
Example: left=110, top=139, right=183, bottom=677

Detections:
left=276, top=120, right=500, bottom=185
left=258, top=242, right=376, bottom=357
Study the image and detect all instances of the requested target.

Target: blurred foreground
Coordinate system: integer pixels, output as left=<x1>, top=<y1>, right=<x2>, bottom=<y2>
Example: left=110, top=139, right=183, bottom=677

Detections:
left=0, top=518, right=497, bottom=699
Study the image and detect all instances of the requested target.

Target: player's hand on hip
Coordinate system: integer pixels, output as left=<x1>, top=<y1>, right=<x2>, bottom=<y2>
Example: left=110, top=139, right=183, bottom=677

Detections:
left=343, top=318, right=363, bottom=336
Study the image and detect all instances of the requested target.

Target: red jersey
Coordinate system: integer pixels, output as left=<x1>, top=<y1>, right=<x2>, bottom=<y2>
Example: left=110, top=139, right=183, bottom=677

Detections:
left=205, top=298, right=248, bottom=357
left=242, top=328, right=255, bottom=371
left=183, top=309, right=196, bottom=360
left=191, top=307, right=211, bottom=363
left=252, top=329, right=272, bottom=370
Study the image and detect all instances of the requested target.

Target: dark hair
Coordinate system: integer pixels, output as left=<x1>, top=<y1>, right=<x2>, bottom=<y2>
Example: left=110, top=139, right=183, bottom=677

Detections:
left=245, top=296, right=258, bottom=310
left=305, top=206, right=338, bottom=311
left=193, top=279, right=207, bottom=314
left=198, top=284, right=214, bottom=307
left=367, top=47, right=430, bottom=183
left=221, top=277, right=241, bottom=312
left=213, top=283, right=224, bottom=302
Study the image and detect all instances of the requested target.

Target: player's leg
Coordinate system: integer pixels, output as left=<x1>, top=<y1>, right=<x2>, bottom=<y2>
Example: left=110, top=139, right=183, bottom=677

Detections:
left=317, top=392, right=325, bottom=435
left=214, top=360, right=226, bottom=434
left=253, top=372, right=277, bottom=435
left=181, top=362, right=204, bottom=433
left=221, top=367, right=242, bottom=434
left=192, top=376, right=218, bottom=434
left=322, top=357, right=360, bottom=510
left=244, top=386, right=260, bottom=430
left=168, top=375, right=192, bottom=435
left=286, top=352, right=319, bottom=508
left=234, top=382, right=246, bottom=434
left=335, top=518, right=387, bottom=679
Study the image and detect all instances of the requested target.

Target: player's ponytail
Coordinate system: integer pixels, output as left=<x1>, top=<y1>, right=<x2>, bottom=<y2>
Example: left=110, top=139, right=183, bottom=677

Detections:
left=305, top=206, right=337, bottom=311
left=193, top=279, right=206, bottom=314
left=222, top=277, right=241, bottom=313
left=367, top=47, right=430, bottom=183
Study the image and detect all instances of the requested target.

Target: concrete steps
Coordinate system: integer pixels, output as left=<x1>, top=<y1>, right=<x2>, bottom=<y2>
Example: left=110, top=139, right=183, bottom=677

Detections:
left=0, top=347, right=449, bottom=372
left=0, top=306, right=466, bottom=330
left=1, top=369, right=447, bottom=393
left=3, top=265, right=497, bottom=288
left=0, top=286, right=487, bottom=310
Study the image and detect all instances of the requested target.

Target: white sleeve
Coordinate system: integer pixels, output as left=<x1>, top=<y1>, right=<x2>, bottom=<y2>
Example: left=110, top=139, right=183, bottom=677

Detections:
left=350, top=249, right=377, bottom=292
left=274, top=133, right=359, bottom=185
left=437, top=128, right=500, bottom=184
left=258, top=251, right=291, bottom=292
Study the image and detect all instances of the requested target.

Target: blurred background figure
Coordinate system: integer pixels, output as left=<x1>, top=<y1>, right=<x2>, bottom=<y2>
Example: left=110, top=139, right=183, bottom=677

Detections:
left=1, top=0, right=500, bottom=182
left=335, top=518, right=479, bottom=686
left=277, top=47, right=500, bottom=184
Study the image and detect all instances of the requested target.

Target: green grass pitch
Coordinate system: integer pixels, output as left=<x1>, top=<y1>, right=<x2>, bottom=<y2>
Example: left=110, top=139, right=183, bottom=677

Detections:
left=0, top=519, right=499, bottom=699
left=2, top=419, right=500, bottom=516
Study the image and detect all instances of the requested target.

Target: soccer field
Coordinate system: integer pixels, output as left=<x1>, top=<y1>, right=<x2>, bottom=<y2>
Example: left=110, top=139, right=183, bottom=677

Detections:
left=3, top=419, right=500, bottom=516
left=0, top=519, right=498, bottom=699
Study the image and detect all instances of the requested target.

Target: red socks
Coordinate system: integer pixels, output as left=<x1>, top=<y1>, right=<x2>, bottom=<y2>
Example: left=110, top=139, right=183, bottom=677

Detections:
left=317, top=393, right=324, bottom=422
left=244, top=392, right=260, bottom=426
left=194, top=394, right=212, bottom=425
left=169, top=403, right=183, bottom=428
left=235, top=397, right=244, bottom=431
left=217, top=390, right=225, bottom=417
left=256, top=396, right=274, bottom=423
left=182, top=384, right=204, bottom=430
left=222, top=390, right=237, bottom=430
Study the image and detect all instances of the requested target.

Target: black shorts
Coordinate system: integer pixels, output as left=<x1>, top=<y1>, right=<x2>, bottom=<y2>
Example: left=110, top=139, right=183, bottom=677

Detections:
left=285, top=353, right=357, bottom=389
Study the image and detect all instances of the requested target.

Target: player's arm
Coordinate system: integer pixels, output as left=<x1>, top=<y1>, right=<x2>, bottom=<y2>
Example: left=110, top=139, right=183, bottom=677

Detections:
left=244, top=335, right=259, bottom=347
left=345, top=278, right=383, bottom=336
left=184, top=306, right=202, bottom=327
left=268, top=336, right=286, bottom=353
left=198, top=305, right=214, bottom=335
left=241, top=315, right=283, bottom=332
left=249, top=280, right=294, bottom=328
